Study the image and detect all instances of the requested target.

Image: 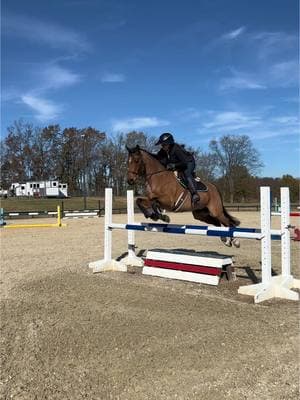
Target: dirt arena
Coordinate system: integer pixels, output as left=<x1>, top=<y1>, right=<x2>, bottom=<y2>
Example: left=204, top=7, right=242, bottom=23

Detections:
left=1, top=211, right=299, bottom=400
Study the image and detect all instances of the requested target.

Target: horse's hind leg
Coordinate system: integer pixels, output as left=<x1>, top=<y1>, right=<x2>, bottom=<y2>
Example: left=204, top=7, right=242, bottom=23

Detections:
left=211, top=210, right=240, bottom=248
left=193, top=208, right=239, bottom=248
left=192, top=209, right=221, bottom=226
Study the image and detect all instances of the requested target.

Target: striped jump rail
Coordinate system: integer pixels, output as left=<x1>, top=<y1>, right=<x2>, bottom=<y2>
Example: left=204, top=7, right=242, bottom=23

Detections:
left=63, top=210, right=100, bottom=219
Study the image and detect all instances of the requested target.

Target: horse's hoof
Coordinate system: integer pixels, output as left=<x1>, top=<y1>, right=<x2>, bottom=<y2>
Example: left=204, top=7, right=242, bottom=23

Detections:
left=149, top=214, right=159, bottom=221
left=220, top=237, right=232, bottom=247
left=232, top=238, right=240, bottom=248
left=161, top=214, right=170, bottom=223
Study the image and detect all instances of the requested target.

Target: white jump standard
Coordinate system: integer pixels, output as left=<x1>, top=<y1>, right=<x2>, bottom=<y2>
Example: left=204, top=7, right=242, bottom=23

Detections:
left=89, top=187, right=300, bottom=303
left=238, top=187, right=300, bottom=302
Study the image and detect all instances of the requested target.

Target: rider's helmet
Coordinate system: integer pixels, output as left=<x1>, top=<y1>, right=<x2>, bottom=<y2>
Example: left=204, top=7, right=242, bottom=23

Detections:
left=155, top=132, right=175, bottom=146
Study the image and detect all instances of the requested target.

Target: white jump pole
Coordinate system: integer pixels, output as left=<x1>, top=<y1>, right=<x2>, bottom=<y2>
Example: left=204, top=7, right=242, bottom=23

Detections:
left=121, top=190, right=144, bottom=267
left=238, top=187, right=300, bottom=303
left=89, top=188, right=127, bottom=272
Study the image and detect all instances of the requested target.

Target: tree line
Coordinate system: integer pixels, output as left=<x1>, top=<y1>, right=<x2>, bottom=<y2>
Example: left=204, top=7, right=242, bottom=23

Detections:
left=1, top=120, right=299, bottom=202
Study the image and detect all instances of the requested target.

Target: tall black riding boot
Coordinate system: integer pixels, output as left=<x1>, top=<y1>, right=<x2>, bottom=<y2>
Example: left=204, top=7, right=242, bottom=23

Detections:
left=186, top=177, right=200, bottom=205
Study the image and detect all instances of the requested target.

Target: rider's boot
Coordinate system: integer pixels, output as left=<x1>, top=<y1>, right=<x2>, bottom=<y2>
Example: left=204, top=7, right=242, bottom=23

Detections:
left=186, top=177, right=200, bottom=206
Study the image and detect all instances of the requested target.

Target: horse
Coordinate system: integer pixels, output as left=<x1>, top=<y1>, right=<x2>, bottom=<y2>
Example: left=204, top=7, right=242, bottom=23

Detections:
left=126, top=145, right=241, bottom=247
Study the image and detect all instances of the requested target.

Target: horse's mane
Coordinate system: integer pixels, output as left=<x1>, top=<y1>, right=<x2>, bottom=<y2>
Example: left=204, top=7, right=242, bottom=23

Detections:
left=139, top=148, right=166, bottom=169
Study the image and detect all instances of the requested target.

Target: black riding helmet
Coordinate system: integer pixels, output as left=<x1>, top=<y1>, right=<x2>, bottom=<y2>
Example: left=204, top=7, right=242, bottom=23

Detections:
left=155, top=132, right=174, bottom=146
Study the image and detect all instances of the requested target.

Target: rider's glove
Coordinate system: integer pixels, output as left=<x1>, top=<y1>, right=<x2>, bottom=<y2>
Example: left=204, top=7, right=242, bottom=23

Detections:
left=166, top=163, right=176, bottom=170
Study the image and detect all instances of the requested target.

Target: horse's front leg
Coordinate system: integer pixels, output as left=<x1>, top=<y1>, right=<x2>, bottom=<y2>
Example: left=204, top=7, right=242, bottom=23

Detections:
left=136, top=197, right=159, bottom=221
left=152, top=199, right=170, bottom=223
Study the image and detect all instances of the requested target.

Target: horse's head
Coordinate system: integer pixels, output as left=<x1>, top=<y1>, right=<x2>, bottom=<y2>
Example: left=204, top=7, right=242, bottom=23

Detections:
left=126, top=145, right=145, bottom=185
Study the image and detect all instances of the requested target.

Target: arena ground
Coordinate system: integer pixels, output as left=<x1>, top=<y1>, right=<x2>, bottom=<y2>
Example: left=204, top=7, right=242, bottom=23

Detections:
left=1, top=211, right=299, bottom=400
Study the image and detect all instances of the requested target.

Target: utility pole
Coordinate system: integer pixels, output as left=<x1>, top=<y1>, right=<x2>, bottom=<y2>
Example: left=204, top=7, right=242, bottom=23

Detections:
left=81, top=133, right=87, bottom=209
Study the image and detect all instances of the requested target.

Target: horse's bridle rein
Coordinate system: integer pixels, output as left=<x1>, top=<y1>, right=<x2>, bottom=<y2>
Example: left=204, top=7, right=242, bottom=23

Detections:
left=127, top=169, right=167, bottom=181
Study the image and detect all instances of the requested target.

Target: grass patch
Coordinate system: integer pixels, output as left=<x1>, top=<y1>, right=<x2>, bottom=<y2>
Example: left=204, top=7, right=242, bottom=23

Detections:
left=0, top=196, right=128, bottom=212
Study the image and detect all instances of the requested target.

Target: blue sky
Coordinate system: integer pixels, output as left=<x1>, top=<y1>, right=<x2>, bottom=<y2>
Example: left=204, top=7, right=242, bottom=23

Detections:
left=2, top=0, right=299, bottom=177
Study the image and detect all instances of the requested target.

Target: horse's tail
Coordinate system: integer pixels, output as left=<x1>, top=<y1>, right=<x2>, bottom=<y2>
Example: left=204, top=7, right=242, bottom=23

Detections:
left=213, top=183, right=241, bottom=227
left=223, top=206, right=240, bottom=227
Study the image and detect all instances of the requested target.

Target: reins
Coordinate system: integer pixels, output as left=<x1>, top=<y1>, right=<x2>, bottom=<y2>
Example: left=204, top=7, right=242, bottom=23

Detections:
left=128, top=168, right=168, bottom=181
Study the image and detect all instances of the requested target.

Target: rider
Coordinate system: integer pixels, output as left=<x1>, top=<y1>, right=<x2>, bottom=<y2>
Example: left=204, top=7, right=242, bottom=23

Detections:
left=155, top=132, right=200, bottom=205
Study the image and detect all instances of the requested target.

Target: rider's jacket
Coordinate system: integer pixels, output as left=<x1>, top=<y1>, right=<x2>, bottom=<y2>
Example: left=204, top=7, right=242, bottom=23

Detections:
left=155, top=143, right=194, bottom=171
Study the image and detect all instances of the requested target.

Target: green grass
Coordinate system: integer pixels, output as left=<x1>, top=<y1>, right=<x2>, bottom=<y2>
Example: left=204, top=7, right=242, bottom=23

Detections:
left=0, top=196, right=128, bottom=212
left=2, top=196, right=296, bottom=213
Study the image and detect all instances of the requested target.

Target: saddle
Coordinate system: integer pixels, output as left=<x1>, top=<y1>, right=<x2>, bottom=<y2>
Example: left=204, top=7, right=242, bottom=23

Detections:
left=177, top=175, right=208, bottom=192
left=194, top=177, right=208, bottom=192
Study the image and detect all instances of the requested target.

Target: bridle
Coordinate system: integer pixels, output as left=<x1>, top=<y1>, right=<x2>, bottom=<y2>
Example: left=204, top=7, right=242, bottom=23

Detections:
left=128, top=152, right=168, bottom=182
left=128, top=149, right=172, bottom=184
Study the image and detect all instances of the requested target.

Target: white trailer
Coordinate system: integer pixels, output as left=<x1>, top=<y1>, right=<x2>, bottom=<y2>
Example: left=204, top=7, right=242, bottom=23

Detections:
left=10, top=181, right=68, bottom=198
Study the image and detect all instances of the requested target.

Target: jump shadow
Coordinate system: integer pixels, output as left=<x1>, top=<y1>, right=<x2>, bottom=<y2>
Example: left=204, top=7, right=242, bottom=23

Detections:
left=237, top=263, right=279, bottom=284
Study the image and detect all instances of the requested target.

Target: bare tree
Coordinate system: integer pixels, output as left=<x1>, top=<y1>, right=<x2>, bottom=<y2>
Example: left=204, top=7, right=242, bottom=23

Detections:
left=209, top=135, right=263, bottom=202
left=125, top=131, right=157, bottom=152
left=193, top=150, right=217, bottom=182
left=0, top=120, right=37, bottom=184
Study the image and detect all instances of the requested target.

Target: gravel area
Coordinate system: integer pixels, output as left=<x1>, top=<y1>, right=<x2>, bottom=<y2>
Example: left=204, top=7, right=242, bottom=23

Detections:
left=1, top=212, right=299, bottom=400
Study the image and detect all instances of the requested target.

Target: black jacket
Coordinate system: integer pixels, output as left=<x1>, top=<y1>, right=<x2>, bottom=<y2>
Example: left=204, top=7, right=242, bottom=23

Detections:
left=155, top=143, right=194, bottom=171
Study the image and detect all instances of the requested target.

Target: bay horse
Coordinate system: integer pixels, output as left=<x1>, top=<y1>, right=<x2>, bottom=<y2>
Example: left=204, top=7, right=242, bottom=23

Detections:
left=126, top=145, right=240, bottom=247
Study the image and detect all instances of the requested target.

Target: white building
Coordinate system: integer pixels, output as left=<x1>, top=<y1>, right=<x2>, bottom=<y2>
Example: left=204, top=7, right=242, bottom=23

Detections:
left=10, top=180, right=68, bottom=198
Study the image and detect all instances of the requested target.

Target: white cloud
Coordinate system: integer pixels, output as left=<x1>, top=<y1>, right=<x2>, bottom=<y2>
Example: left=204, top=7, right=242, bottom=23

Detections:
left=203, top=111, right=261, bottom=131
left=21, top=95, right=62, bottom=121
left=40, top=65, right=82, bottom=90
left=101, top=73, right=125, bottom=83
left=200, top=110, right=299, bottom=140
left=271, top=115, right=299, bottom=125
left=1, top=88, right=20, bottom=102
left=252, top=32, right=297, bottom=60
left=100, top=19, right=126, bottom=30
left=177, top=107, right=201, bottom=121
left=221, top=26, right=246, bottom=40
left=216, top=29, right=298, bottom=91
left=269, top=60, right=299, bottom=87
left=112, top=117, right=169, bottom=132
left=220, top=75, right=266, bottom=90
left=219, top=59, right=298, bottom=92
left=4, top=13, right=91, bottom=54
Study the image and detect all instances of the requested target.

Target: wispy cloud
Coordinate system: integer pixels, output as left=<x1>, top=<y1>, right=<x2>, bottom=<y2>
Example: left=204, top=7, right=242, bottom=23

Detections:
left=219, top=62, right=298, bottom=91
left=203, top=111, right=261, bottom=131
left=269, top=60, right=299, bottom=87
left=221, top=26, right=246, bottom=40
left=112, top=117, right=169, bottom=132
left=38, top=65, right=82, bottom=90
left=101, top=73, right=125, bottom=83
left=100, top=19, right=126, bottom=30
left=252, top=31, right=297, bottom=61
left=1, top=88, right=20, bottom=102
left=219, top=72, right=266, bottom=91
left=176, top=107, right=201, bottom=121
left=3, top=13, right=91, bottom=54
left=217, top=30, right=298, bottom=91
left=200, top=109, right=299, bottom=140
left=21, top=95, right=62, bottom=121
